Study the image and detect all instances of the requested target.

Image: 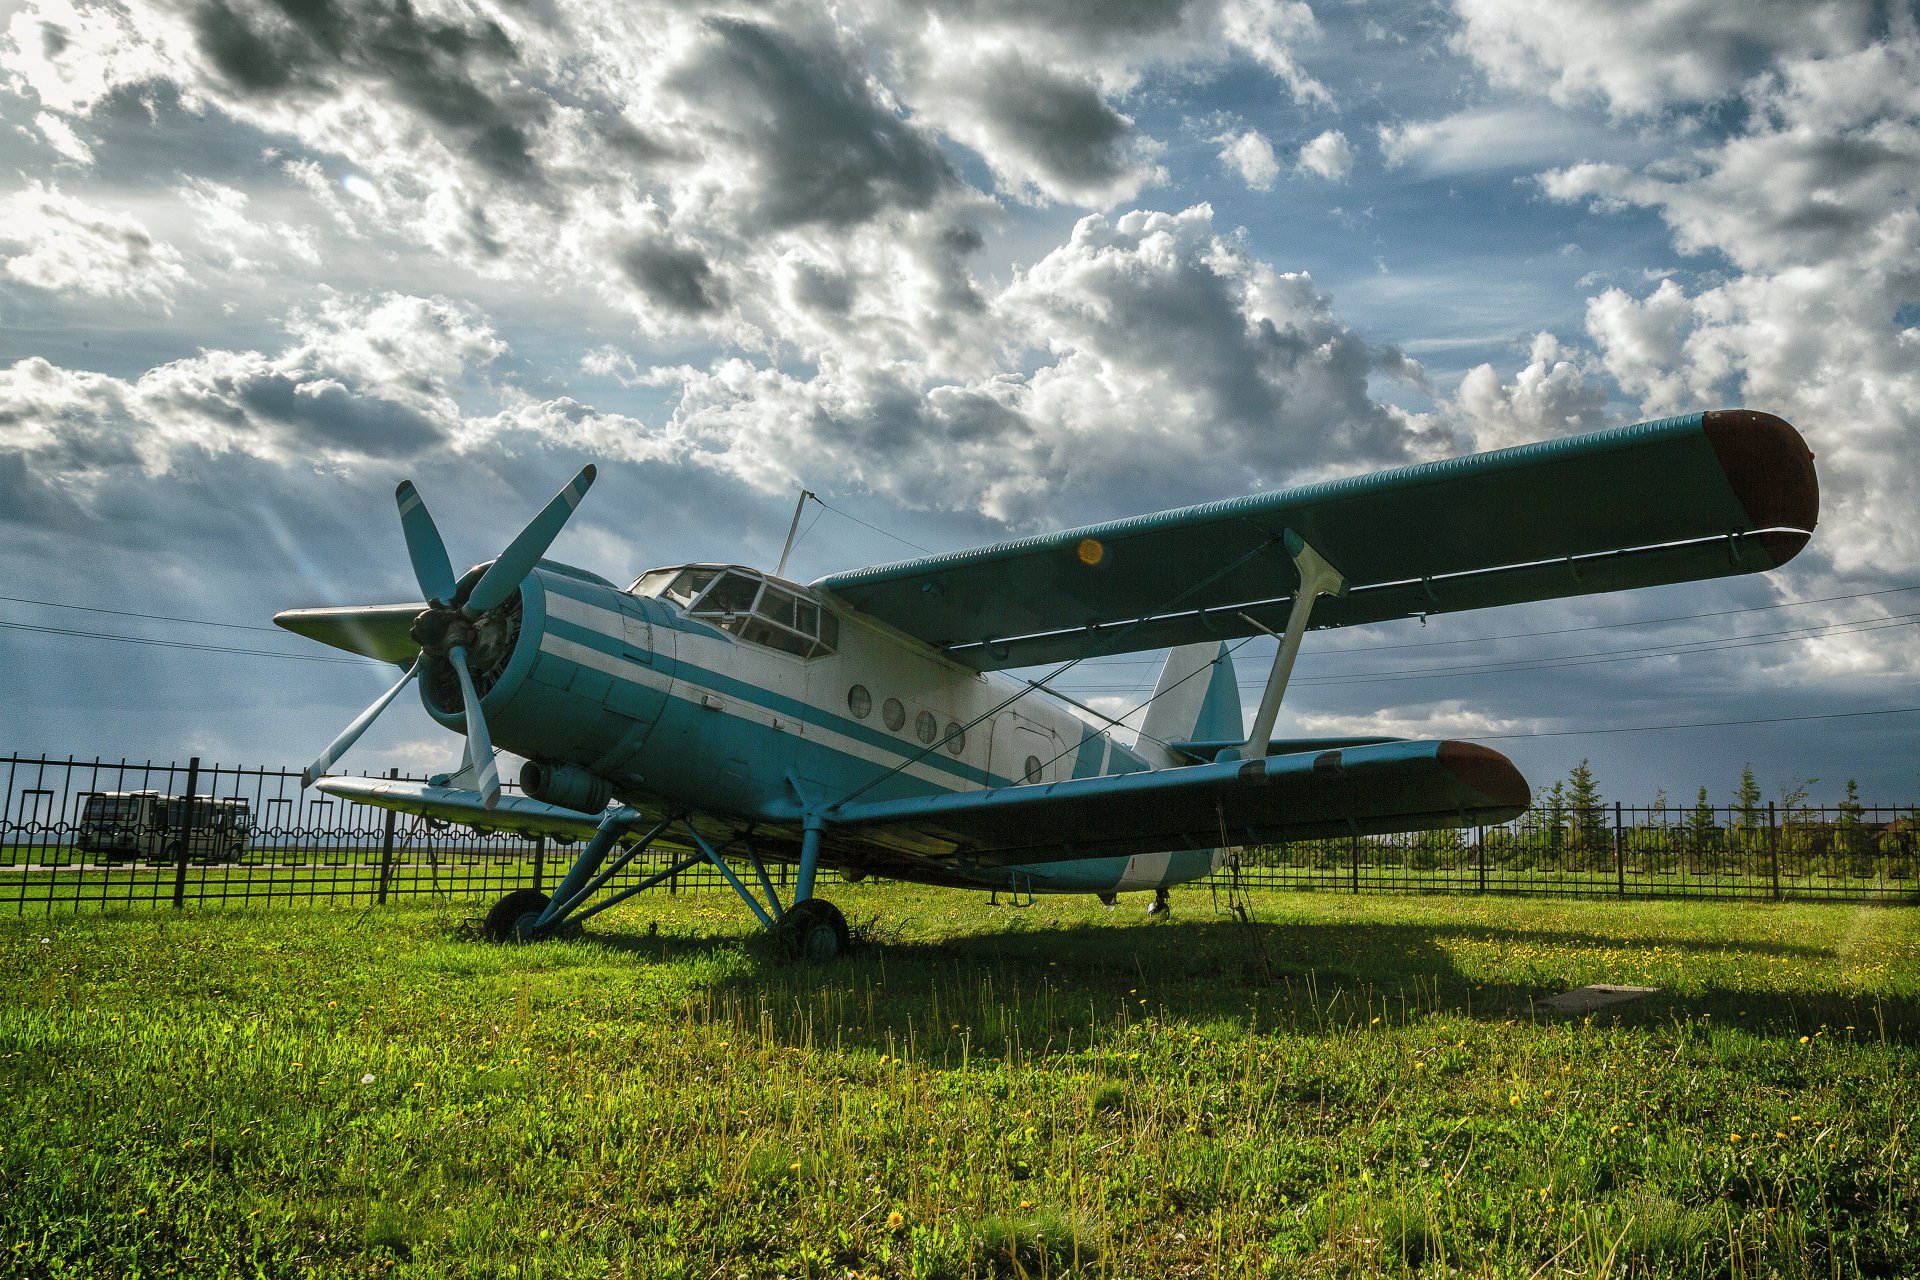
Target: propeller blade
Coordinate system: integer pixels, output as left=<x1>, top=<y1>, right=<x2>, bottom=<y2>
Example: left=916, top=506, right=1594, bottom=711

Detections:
left=447, top=645, right=501, bottom=809
left=302, top=658, right=421, bottom=788
left=462, top=464, right=597, bottom=615
left=396, top=480, right=458, bottom=606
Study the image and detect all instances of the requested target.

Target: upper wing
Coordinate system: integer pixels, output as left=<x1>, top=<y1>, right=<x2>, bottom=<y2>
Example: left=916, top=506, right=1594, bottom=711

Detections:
left=815, top=409, right=1817, bottom=670
left=825, top=738, right=1530, bottom=867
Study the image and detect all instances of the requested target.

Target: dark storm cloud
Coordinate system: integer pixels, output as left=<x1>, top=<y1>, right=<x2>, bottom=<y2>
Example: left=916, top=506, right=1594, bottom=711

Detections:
left=983, top=64, right=1134, bottom=190
left=789, top=263, right=856, bottom=317
left=233, top=375, right=447, bottom=455
left=187, top=0, right=549, bottom=185
left=619, top=240, right=728, bottom=316
left=929, top=0, right=1189, bottom=43
left=676, top=16, right=957, bottom=229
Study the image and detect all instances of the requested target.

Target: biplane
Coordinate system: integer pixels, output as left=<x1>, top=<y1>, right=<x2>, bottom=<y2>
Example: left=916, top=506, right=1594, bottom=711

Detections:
left=277, top=409, right=1817, bottom=957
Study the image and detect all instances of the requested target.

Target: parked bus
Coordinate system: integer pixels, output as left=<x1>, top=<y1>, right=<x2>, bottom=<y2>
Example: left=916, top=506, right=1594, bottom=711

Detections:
left=76, top=791, right=252, bottom=862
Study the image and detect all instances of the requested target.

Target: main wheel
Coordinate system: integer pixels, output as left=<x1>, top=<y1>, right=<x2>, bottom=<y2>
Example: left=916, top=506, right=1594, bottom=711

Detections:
left=483, top=888, right=552, bottom=943
left=780, top=898, right=850, bottom=961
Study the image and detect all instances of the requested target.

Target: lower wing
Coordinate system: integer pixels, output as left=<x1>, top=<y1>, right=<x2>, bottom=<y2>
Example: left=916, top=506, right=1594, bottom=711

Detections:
left=317, top=739, right=1528, bottom=874
left=825, top=738, right=1529, bottom=868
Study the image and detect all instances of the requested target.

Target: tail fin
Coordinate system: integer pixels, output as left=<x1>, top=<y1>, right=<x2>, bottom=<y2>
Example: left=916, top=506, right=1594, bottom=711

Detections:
left=1138, top=642, right=1242, bottom=765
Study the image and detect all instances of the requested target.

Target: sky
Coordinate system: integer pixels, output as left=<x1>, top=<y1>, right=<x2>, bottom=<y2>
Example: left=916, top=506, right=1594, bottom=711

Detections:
left=1, top=0, right=1916, bottom=809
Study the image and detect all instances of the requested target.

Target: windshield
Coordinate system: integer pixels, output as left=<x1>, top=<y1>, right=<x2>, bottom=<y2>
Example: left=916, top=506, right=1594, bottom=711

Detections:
left=83, top=796, right=142, bottom=821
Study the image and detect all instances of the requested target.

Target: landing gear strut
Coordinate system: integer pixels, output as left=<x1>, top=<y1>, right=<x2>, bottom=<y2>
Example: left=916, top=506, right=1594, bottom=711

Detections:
left=479, top=805, right=852, bottom=960
left=1146, top=887, right=1171, bottom=917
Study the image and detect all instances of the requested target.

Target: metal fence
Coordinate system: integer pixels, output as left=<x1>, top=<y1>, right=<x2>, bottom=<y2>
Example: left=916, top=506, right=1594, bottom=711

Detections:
left=2, top=754, right=1914, bottom=916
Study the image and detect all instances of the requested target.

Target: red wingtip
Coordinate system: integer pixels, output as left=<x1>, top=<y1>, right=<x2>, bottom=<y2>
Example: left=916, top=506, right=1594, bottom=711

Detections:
left=1436, top=740, right=1531, bottom=813
left=1701, top=410, right=1819, bottom=565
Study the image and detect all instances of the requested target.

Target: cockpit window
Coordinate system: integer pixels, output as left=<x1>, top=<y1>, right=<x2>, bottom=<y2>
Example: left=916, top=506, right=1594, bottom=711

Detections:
left=639, top=566, right=840, bottom=658
left=631, top=567, right=721, bottom=607
left=691, top=571, right=761, bottom=617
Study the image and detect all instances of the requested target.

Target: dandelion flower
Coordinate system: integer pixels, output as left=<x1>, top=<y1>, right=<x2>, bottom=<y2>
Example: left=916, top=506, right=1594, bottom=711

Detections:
left=887, top=1211, right=904, bottom=1230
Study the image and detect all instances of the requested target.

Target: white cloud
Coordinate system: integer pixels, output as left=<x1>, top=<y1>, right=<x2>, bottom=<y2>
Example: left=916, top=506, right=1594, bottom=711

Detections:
left=0, top=293, right=506, bottom=505
left=1448, top=0, right=1880, bottom=117
left=1295, top=128, right=1353, bottom=180
left=0, top=181, right=186, bottom=304
left=1215, top=128, right=1279, bottom=189
left=31, top=110, right=91, bottom=164
left=1377, top=105, right=1623, bottom=175
left=1447, top=331, right=1610, bottom=452
left=1536, top=19, right=1920, bottom=580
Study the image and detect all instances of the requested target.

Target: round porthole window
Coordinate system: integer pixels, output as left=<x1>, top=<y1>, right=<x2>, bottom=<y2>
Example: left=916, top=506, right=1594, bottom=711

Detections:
left=883, top=697, right=906, bottom=731
left=945, top=723, right=965, bottom=756
left=916, top=710, right=938, bottom=744
left=847, top=684, right=872, bottom=719
left=1023, top=755, right=1043, bottom=783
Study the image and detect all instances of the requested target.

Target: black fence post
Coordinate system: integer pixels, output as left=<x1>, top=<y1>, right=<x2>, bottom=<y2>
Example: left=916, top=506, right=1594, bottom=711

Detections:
left=377, top=767, right=398, bottom=905
left=1477, top=826, right=1487, bottom=895
left=172, top=756, right=199, bottom=910
left=1769, top=800, right=1782, bottom=901
left=533, top=836, right=546, bottom=895
left=1614, top=801, right=1626, bottom=898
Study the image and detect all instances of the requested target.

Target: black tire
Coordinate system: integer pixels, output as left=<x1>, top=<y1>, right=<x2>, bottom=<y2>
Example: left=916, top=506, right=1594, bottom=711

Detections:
left=483, top=888, right=552, bottom=943
left=163, top=841, right=183, bottom=863
left=781, top=898, right=850, bottom=962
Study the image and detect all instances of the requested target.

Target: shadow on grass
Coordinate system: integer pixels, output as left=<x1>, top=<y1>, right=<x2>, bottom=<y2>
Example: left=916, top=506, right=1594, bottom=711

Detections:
left=554, top=902, right=1920, bottom=1055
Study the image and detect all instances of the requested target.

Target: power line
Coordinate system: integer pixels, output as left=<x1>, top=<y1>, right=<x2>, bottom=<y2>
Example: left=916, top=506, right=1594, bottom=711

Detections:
left=0, top=593, right=287, bottom=633
left=1072, top=583, right=1920, bottom=668
left=1466, top=705, right=1920, bottom=742
left=0, top=619, right=373, bottom=664
left=1050, top=612, right=1920, bottom=692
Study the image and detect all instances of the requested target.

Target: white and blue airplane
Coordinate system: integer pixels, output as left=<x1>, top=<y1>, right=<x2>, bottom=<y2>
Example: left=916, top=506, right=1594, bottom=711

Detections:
left=278, top=409, right=1817, bottom=958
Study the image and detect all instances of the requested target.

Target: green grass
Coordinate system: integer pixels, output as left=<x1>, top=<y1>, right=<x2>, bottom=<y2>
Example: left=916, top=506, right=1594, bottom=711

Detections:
left=3, top=887, right=1918, bottom=1277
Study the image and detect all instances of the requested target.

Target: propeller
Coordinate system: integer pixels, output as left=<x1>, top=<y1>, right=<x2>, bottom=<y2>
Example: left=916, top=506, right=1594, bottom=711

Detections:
left=303, top=465, right=598, bottom=808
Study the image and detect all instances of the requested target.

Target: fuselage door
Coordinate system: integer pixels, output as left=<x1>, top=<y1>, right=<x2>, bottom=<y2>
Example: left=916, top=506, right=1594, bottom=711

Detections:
left=990, top=712, right=1062, bottom=788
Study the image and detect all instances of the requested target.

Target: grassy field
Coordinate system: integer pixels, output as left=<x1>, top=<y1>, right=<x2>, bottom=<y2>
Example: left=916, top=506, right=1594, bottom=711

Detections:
left=3, top=886, right=1917, bottom=1278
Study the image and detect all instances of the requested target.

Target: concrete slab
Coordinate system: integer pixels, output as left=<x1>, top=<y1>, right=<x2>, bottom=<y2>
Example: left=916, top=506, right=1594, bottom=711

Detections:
left=1540, top=984, right=1660, bottom=1015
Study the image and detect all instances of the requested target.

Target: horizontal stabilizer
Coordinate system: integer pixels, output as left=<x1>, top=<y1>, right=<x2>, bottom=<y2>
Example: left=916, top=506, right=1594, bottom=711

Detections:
left=815, top=410, right=1817, bottom=669
left=827, top=739, right=1529, bottom=868
left=276, top=604, right=423, bottom=664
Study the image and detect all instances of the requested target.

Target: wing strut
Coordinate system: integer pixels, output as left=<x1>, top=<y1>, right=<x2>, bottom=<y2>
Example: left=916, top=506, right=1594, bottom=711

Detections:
left=1230, top=530, right=1347, bottom=760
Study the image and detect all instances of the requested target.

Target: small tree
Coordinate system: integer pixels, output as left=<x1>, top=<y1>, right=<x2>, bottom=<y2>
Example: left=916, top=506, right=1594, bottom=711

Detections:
left=1686, top=785, right=1719, bottom=870
left=1837, top=778, right=1871, bottom=876
left=1566, top=759, right=1607, bottom=865
left=1732, top=765, right=1765, bottom=853
left=1543, top=779, right=1568, bottom=858
left=1776, top=774, right=1819, bottom=873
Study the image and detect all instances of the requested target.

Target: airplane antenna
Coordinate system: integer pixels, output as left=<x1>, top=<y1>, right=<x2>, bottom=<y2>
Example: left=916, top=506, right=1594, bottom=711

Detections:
left=775, top=488, right=814, bottom=578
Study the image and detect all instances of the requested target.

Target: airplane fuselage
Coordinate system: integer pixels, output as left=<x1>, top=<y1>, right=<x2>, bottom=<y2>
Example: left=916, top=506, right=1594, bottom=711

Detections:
left=422, top=562, right=1225, bottom=895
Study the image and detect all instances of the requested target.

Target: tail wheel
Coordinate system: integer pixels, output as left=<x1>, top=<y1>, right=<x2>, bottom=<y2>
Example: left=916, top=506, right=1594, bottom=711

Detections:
left=781, top=898, right=849, bottom=961
left=484, top=888, right=552, bottom=942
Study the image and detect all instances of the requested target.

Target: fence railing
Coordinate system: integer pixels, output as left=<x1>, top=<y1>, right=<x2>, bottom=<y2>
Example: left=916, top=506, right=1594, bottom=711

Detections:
left=2, top=755, right=1913, bottom=915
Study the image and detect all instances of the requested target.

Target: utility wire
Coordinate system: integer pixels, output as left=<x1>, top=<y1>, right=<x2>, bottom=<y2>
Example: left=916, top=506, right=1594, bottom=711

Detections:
left=1049, top=612, right=1920, bottom=692
left=1466, top=705, right=1920, bottom=742
left=0, top=618, right=374, bottom=664
left=1069, top=583, right=1920, bottom=668
left=0, top=593, right=287, bottom=633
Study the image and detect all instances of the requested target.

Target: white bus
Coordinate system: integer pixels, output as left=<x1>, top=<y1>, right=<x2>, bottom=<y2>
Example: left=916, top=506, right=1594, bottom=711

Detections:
left=76, top=791, right=252, bottom=863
